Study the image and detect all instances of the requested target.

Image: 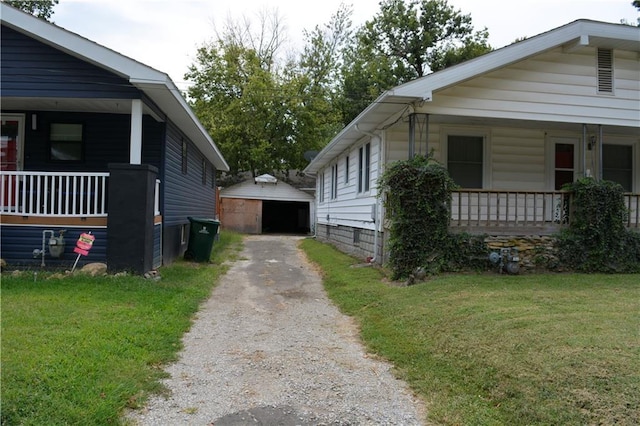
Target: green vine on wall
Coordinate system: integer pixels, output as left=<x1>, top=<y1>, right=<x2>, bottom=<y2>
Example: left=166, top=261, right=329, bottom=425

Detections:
left=378, top=154, right=486, bottom=280
left=556, top=178, right=640, bottom=273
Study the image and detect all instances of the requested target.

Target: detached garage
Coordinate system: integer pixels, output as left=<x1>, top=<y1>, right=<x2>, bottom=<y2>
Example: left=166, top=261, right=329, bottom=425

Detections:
left=220, top=174, right=314, bottom=235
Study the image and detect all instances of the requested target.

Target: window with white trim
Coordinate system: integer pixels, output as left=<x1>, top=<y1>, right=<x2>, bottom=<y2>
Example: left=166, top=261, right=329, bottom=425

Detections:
left=330, top=163, right=338, bottom=199
left=603, top=144, right=632, bottom=191
left=358, top=142, right=371, bottom=193
left=554, top=143, right=575, bottom=190
left=344, top=155, right=349, bottom=184
left=447, top=135, right=483, bottom=188
left=319, top=172, right=325, bottom=203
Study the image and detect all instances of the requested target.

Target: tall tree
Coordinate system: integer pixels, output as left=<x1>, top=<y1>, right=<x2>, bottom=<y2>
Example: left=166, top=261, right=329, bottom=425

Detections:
left=4, top=0, right=58, bottom=21
left=294, top=4, right=354, bottom=151
left=339, top=0, right=491, bottom=124
left=186, top=10, right=346, bottom=179
left=187, top=41, right=289, bottom=177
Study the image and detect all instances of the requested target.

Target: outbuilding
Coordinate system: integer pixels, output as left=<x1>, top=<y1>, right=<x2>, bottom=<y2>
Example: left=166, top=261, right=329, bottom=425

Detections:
left=220, top=174, right=314, bottom=234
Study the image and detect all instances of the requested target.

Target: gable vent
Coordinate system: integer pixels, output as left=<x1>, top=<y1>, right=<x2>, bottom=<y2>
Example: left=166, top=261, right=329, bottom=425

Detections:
left=597, top=48, right=613, bottom=93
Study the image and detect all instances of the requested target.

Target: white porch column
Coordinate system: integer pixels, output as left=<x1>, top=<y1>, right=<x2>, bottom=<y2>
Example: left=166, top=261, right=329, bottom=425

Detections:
left=130, top=99, right=143, bottom=164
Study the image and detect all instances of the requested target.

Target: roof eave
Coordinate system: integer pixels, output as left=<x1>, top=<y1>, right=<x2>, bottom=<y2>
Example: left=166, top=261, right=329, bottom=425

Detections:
left=1, top=3, right=229, bottom=172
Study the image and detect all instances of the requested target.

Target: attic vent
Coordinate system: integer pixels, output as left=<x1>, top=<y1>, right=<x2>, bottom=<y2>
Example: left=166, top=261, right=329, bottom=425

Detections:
left=597, top=48, right=613, bottom=93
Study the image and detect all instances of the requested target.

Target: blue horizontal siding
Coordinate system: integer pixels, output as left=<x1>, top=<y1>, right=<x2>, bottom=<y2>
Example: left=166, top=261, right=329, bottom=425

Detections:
left=162, top=121, right=217, bottom=227
left=13, top=111, right=163, bottom=173
left=1, top=225, right=107, bottom=269
left=1, top=25, right=138, bottom=99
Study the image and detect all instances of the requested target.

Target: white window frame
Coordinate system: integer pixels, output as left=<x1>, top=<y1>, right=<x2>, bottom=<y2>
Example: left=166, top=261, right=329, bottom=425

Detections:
left=344, top=155, right=350, bottom=184
left=545, top=136, right=581, bottom=191
left=330, top=163, right=338, bottom=199
left=601, top=137, right=637, bottom=192
left=1, top=113, right=25, bottom=171
left=319, top=172, right=325, bottom=203
left=441, top=128, right=490, bottom=189
left=358, top=142, right=371, bottom=194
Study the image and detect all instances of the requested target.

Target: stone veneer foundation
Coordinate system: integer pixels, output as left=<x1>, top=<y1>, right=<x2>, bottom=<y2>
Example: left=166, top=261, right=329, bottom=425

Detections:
left=315, top=224, right=560, bottom=273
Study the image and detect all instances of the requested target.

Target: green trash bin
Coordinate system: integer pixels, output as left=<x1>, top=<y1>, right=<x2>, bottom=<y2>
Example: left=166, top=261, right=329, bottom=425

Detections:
left=184, top=217, right=220, bottom=262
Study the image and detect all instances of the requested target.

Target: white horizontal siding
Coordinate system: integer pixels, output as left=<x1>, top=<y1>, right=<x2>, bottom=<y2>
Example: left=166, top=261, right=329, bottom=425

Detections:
left=491, top=127, right=546, bottom=190
left=315, top=137, right=381, bottom=230
left=385, top=121, right=442, bottom=163
left=221, top=179, right=313, bottom=202
left=426, top=47, right=639, bottom=127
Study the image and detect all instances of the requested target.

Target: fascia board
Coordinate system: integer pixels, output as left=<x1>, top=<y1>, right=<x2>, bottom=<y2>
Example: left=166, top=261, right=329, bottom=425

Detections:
left=392, top=20, right=640, bottom=99
left=2, top=3, right=230, bottom=172
left=1, top=3, right=165, bottom=83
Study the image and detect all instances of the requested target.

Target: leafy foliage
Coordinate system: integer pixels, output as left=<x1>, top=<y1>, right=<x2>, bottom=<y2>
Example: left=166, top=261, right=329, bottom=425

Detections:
left=187, top=10, right=348, bottom=177
left=5, top=0, right=58, bottom=20
left=556, top=178, right=640, bottom=272
left=378, top=154, right=486, bottom=279
left=339, top=0, right=491, bottom=124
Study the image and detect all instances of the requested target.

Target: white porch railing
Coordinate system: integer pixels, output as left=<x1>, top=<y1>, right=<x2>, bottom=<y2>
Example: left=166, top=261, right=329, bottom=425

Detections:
left=450, top=190, right=640, bottom=231
left=450, top=190, right=570, bottom=230
left=0, top=171, right=109, bottom=217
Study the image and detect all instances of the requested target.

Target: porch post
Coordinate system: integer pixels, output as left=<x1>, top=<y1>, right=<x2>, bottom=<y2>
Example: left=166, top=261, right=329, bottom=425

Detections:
left=409, top=114, right=415, bottom=159
left=598, top=124, right=603, bottom=180
left=130, top=99, right=143, bottom=165
left=107, top=163, right=158, bottom=274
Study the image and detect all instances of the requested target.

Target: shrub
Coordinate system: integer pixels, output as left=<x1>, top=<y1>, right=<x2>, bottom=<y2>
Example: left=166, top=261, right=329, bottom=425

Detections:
left=378, top=154, right=487, bottom=279
left=556, top=178, right=640, bottom=272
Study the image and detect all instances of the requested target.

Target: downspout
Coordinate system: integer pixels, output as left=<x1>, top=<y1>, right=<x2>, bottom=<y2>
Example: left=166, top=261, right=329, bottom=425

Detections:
left=355, top=124, right=382, bottom=263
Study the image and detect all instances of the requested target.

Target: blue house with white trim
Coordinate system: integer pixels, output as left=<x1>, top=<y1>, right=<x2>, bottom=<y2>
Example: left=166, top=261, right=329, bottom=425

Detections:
left=0, top=4, right=229, bottom=272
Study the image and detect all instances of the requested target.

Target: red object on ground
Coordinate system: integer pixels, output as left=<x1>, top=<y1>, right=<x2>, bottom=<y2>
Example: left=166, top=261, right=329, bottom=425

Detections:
left=73, top=233, right=95, bottom=256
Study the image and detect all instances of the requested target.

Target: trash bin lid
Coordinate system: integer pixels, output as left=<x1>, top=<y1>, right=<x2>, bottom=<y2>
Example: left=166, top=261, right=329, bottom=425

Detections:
left=188, top=217, right=219, bottom=224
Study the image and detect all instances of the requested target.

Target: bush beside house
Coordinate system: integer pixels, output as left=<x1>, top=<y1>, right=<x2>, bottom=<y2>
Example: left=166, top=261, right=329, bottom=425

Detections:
left=379, top=156, right=640, bottom=280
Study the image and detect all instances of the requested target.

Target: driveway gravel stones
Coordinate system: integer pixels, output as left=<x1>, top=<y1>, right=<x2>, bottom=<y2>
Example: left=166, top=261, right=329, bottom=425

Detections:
left=127, top=235, right=425, bottom=425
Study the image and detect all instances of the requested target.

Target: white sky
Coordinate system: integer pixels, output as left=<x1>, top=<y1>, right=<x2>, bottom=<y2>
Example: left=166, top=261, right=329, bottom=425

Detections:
left=51, top=0, right=638, bottom=91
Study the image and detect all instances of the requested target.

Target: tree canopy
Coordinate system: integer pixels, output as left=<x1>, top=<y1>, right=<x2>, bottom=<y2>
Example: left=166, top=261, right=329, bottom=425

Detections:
left=339, top=0, right=491, bottom=124
left=186, top=9, right=347, bottom=179
left=186, top=0, right=493, bottom=179
left=5, top=0, right=58, bottom=21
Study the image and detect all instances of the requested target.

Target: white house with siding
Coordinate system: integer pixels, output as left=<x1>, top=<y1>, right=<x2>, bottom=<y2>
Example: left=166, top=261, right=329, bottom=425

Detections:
left=303, top=19, right=640, bottom=263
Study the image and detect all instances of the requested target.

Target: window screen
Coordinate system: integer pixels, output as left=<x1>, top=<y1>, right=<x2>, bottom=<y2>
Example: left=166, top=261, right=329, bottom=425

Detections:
left=603, top=144, right=632, bottom=191
left=447, top=135, right=483, bottom=188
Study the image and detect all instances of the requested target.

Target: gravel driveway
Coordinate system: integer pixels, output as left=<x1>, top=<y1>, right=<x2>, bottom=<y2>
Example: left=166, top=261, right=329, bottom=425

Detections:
left=127, top=235, right=426, bottom=425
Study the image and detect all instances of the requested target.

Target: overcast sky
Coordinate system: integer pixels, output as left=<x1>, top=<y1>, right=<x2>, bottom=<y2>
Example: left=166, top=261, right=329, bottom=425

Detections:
left=50, top=0, right=638, bottom=91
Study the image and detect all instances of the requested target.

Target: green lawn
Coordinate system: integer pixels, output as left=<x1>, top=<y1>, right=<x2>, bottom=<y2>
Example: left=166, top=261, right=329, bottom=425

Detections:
left=300, top=238, right=640, bottom=425
left=1, top=231, right=243, bottom=426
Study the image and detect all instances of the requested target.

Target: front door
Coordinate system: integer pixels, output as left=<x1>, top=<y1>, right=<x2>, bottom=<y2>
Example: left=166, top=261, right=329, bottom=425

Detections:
left=1, top=114, right=25, bottom=209
left=549, top=137, right=579, bottom=190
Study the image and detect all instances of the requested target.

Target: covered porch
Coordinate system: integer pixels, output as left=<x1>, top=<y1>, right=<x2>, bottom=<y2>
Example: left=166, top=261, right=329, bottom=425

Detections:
left=450, top=189, right=640, bottom=235
left=0, top=169, right=162, bottom=270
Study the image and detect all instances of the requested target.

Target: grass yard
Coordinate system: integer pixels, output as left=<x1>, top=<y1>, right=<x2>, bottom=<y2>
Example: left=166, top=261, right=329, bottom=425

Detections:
left=300, top=238, right=640, bottom=425
left=1, top=231, right=243, bottom=426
